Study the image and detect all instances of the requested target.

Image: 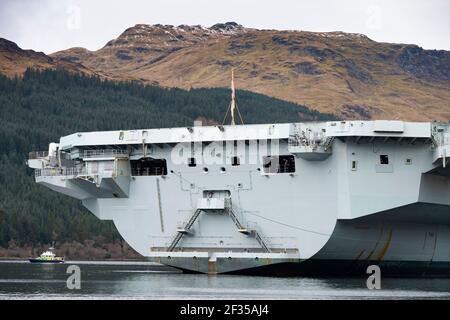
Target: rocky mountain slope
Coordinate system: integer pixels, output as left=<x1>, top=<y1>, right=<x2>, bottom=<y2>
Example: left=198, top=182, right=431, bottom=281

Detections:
left=0, top=38, right=95, bottom=77
left=2, top=22, right=450, bottom=121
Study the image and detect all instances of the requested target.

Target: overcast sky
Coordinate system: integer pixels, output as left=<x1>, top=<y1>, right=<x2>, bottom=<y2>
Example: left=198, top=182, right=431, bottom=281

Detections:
left=0, top=0, right=449, bottom=54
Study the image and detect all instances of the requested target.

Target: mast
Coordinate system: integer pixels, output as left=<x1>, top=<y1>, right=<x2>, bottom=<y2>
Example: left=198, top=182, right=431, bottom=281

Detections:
left=230, top=69, right=236, bottom=125
left=222, top=68, right=244, bottom=126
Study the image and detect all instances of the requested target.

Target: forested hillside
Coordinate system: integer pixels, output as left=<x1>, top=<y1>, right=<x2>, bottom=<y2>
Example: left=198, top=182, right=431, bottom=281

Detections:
left=0, top=69, right=335, bottom=258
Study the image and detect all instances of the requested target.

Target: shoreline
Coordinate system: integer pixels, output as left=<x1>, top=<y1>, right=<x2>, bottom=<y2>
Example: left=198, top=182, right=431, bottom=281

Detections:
left=0, top=257, right=147, bottom=262
left=0, top=240, right=144, bottom=261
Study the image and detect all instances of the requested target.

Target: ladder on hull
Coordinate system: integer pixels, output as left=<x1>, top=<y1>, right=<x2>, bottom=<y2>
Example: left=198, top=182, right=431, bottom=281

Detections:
left=167, top=199, right=271, bottom=253
left=167, top=208, right=202, bottom=252
left=226, top=205, right=271, bottom=253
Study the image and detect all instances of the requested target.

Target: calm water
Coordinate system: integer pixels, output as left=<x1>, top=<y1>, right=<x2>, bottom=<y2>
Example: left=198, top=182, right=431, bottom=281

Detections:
left=0, top=260, right=449, bottom=300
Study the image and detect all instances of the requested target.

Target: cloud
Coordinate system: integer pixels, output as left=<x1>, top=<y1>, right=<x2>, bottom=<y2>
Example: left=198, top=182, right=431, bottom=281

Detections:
left=0, top=0, right=448, bottom=53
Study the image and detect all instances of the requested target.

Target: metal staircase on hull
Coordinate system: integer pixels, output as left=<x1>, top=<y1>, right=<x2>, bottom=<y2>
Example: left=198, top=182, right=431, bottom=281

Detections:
left=226, top=201, right=271, bottom=253
left=167, top=198, right=271, bottom=253
left=167, top=208, right=202, bottom=252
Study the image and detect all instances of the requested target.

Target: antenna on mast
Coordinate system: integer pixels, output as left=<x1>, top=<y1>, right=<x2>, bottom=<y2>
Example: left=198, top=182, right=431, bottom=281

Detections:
left=230, top=69, right=236, bottom=125
left=222, top=68, right=244, bottom=126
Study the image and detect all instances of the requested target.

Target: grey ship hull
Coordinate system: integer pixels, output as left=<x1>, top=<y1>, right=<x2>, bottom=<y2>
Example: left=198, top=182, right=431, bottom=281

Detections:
left=159, top=215, right=450, bottom=277
left=28, top=120, right=450, bottom=276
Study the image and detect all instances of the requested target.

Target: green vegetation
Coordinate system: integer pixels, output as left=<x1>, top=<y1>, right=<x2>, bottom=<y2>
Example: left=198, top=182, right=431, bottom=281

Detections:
left=0, top=69, right=335, bottom=250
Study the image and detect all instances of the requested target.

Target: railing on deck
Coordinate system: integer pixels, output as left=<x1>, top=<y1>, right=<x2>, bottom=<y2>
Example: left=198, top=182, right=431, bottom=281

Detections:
left=288, top=128, right=334, bottom=150
left=28, top=151, right=49, bottom=159
left=131, top=167, right=166, bottom=176
left=288, top=133, right=333, bottom=149
left=431, top=124, right=450, bottom=147
left=433, top=134, right=450, bottom=147
left=82, top=149, right=128, bottom=158
left=35, top=167, right=87, bottom=177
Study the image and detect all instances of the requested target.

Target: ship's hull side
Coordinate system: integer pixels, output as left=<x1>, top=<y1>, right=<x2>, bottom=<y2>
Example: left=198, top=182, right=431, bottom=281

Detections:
left=160, top=209, right=450, bottom=277
left=30, top=121, right=450, bottom=276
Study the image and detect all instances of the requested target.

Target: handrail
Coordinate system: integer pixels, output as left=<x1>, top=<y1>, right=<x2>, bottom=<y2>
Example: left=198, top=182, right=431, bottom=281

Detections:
left=35, top=167, right=87, bottom=177
left=167, top=199, right=271, bottom=253
left=131, top=167, right=165, bottom=176
left=288, top=134, right=332, bottom=148
left=83, top=149, right=128, bottom=158
left=432, top=134, right=450, bottom=147
left=29, top=151, right=49, bottom=159
left=227, top=200, right=271, bottom=252
left=168, top=208, right=202, bottom=251
left=225, top=199, right=245, bottom=230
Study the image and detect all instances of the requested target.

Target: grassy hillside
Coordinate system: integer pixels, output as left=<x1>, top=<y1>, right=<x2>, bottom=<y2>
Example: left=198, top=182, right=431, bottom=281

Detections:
left=0, top=69, right=335, bottom=258
left=51, top=24, right=450, bottom=121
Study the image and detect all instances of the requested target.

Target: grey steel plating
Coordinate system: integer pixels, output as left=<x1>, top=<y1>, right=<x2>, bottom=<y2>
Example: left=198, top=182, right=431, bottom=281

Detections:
left=27, top=120, right=450, bottom=276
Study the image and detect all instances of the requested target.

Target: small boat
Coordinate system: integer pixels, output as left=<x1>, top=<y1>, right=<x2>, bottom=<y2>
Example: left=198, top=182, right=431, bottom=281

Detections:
left=29, top=245, right=64, bottom=263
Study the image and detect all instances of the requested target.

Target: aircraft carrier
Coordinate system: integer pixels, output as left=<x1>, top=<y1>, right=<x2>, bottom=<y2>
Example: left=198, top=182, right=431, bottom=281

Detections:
left=27, top=119, right=450, bottom=276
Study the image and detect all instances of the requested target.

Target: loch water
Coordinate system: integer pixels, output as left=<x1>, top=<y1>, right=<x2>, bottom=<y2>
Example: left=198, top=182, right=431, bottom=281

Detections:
left=0, top=260, right=449, bottom=300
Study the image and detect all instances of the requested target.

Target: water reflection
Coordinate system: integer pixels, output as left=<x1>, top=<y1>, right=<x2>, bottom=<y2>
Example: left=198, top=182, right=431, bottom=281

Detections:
left=0, top=261, right=449, bottom=299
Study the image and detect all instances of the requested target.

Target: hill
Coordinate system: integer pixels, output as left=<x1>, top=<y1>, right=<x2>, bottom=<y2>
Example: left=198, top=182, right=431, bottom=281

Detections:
left=0, top=38, right=96, bottom=77
left=50, top=22, right=450, bottom=121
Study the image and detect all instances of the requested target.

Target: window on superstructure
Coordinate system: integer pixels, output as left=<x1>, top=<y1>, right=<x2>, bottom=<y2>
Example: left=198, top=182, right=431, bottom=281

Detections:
left=130, top=158, right=167, bottom=176
left=380, top=155, right=389, bottom=165
left=262, top=155, right=295, bottom=174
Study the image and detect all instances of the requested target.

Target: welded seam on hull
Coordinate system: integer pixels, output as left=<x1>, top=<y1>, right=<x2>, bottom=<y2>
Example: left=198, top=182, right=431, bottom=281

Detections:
left=156, top=178, right=164, bottom=232
left=365, top=221, right=384, bottom=261
left=375, top=229, right=393, bottom=261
